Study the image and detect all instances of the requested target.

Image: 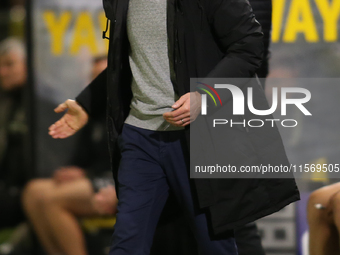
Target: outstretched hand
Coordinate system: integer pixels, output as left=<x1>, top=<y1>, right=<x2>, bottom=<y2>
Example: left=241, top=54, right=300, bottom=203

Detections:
left=49, top=99, right=89, bottom=139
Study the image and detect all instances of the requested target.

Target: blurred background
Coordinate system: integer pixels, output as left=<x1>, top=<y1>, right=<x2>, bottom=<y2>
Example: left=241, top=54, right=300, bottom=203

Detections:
left=0, top=0, right=339, bottom=255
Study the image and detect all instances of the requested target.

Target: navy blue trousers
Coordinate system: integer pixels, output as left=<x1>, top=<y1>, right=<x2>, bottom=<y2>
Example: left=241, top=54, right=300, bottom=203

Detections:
left=109, top=124, right=238, bottom=255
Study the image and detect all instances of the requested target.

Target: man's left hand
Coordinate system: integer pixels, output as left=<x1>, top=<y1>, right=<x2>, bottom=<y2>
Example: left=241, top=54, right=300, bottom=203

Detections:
left=163, top=92, right=201, bottom=127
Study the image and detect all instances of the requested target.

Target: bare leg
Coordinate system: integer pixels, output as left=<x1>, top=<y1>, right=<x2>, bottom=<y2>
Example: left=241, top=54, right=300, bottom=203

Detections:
left=22, top=178, right=99, bottom=255
left=308, top=183, right=340, bottom=255
left=23, top=179, right=63, bottom=255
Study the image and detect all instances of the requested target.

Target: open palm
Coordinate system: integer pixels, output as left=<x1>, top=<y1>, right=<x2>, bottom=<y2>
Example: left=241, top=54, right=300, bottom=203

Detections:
left=48, top=99, right=89, bottom=139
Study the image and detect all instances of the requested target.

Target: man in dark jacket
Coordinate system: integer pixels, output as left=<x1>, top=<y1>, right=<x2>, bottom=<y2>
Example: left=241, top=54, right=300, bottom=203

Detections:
left=49, top=0, right=299, bottom=254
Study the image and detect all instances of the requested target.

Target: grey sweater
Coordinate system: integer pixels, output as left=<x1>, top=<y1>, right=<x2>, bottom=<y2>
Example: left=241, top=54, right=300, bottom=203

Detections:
left=125, top=0, right=183, bottom=131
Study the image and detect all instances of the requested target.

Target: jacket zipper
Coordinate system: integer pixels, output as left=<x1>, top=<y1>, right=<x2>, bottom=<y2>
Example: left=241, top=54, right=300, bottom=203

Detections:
left=102, top=19, right=110, bottom=40
left=103, top=0, right=119, bottom=40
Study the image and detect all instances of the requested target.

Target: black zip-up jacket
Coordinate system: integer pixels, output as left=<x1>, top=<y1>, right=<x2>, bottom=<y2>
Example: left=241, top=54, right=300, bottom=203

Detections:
left=76, top=0, right=300, bottom=235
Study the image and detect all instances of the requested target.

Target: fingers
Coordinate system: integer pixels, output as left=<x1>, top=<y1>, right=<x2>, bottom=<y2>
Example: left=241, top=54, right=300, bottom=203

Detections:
left=49, top=99, right=88, bottom=139
left=163, top=107, right=188, bottom=119
left=163, top=98, right=190, bottom=127
left=170, top=117, right=191, bottom=127
left=174, top=117, right=191, bottom=126
left=163, top=114, right=191, bottom=127
left=165, top=111, right=189, bottom=122
left=164, top=96, right=190, bottom=127
left=163, top=113, right=190, bottom=127
left=172, top=94, right=189, bottom=109
left=48, top=117, right=76, bottom=139
left=167, top=92, right=201, bottom=126
left=54, top=102, right=68, bottom=113
left=54, top=99, right=76, bottom=113
left=164, top=98, right=190, bottom=120
left=49, top=108, right=70, bottom=136
left=49, top=118, right=65, bottom=130
left=49, top=119, right=66, bottom=134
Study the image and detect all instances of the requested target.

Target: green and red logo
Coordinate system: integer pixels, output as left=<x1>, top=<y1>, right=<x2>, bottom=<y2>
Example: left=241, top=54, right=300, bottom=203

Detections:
left=197, top=82, right=222, bottom=107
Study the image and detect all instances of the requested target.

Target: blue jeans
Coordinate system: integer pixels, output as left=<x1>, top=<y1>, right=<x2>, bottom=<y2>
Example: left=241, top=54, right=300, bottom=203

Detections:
left=109, top=124, right=238, bottom=255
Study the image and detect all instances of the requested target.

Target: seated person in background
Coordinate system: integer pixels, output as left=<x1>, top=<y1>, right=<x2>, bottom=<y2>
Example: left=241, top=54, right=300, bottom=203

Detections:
left=308, top=182, right=340, bottom=255
left=0, top=37, right=29, bottom=230
left=22, top=56, right=118, bottom=255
